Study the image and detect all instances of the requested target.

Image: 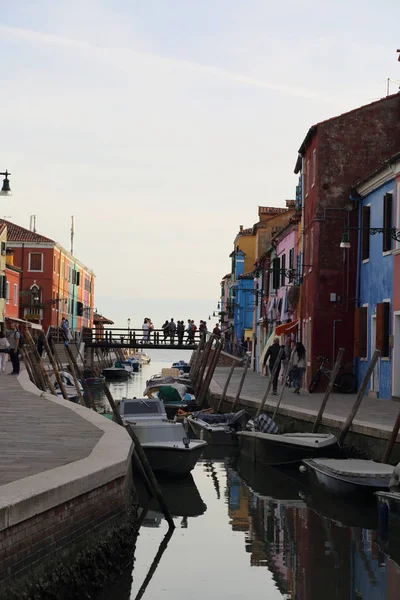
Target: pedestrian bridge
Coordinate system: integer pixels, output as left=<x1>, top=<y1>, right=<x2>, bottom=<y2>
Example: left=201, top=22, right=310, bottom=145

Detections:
left=84, top=328, right=203, bottom=350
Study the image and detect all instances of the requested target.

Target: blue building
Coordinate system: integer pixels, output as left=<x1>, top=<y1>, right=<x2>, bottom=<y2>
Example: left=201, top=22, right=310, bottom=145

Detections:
left=354, top=169, right=395, bottom=399
left=233, top=274, right=254, bottom=345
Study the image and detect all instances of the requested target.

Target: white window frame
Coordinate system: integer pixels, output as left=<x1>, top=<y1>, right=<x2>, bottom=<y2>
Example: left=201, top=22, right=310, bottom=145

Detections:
left=312, top=149, right=316, bottom=188
left=28, top=252, right=43, bottom=272
left=5, top=281, right=9, bottom=304
left=13, top=283, right=18, bottom=306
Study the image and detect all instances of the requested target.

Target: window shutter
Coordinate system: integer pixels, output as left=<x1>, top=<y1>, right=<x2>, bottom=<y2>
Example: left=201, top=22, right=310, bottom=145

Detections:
left=362, top=206, right=370, bottom=261
left=272, top=257, right=280, bottom=290
left=281, top=254, right=286, bottom=287
left=376, top=303, right=384, bottom=353
left=354, top=306, right=368, bottom=358
left=383, top=193, right=393, bottom=252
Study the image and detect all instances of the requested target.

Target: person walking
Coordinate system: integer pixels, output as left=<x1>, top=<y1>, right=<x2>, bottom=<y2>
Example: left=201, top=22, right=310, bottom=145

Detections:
left=8, top=323, right=21, bottom=375
left=60, top=317, right=70, bottom=342
left=263, top=337, right=283, bottom=395
left=168, top=318, right=176, bottom=344
left=213, top=323, right=221, bottom=339
left=290, top=342, right=306, bottom=394
left=177, top=320, right=185, bottom=346
left=0, top=332, right=10, bottom=372
left=199, top=320, right=207, bottom=340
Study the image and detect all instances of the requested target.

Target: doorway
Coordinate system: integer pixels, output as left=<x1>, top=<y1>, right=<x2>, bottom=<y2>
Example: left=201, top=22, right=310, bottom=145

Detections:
left=393, top=313, right=400, bottom=397
left=370, top=315, right=380, bottom=394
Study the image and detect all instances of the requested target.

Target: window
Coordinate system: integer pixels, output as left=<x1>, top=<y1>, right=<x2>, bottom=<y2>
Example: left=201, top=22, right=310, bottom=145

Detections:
left=53, top=255, right=57, bottom=272
left=289, top=248, right=294, bottom=283
left=362, top=206, right=371, bottom=261
left=281, top=254, right=286, bottom=287
left=376, top=301, right=390, bottom=358
left=13, top=284, right=17, bottom=306
left=1, top=276, right=7, bottom=300
left=354, top=306, right=368, bottom=358
left=306, top=161, right=310, bottom=196
left=383, top=193, right=393, bottom=253
left=76, top=271, right=80, bottom=286
left=28, top=253, right=43, bottom=271
left=304, top=234, right=308, bottom=275
left=272, top=257, right=280, bottom=290
left=5, top=281, right=9, bottom=304
left=396, top=182, right=400, bottom=250
left=312, top=149, right=316, bottom=187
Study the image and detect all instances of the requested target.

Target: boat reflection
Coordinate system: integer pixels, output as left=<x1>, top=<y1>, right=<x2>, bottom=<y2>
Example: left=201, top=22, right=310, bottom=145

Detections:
left=224, top=461, right=400, bottom=599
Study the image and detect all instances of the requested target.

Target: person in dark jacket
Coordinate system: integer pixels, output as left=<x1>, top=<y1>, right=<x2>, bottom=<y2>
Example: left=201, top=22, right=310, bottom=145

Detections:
left=263, top=337, right=282, bottom=395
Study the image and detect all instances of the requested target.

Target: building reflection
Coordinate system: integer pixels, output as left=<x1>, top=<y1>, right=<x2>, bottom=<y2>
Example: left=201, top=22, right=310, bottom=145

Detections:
left=225, top=464, right=400, bottom=599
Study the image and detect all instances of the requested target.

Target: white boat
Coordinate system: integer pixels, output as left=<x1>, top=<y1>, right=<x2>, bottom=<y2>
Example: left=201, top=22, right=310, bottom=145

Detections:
left=237, top=431, right=338, bottom=466
left=132, top=351, right=151, bottom=364
left=301, top=458, right=394, bottom=495
left=187, top=410, right=251, bottom=446
left=50, top=371, right=83, bottom=403
left=120, top=397, right=207, bottom=476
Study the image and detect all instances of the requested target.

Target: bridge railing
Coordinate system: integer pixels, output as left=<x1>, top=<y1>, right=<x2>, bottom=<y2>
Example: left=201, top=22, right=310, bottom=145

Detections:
left=87, top=327, right=206, bottom=347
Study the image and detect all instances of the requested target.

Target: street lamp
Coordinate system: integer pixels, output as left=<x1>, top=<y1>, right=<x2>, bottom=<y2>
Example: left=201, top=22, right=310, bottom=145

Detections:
left=340, top=227, right=400, bottom=249
left=0, top=171, right=11, bottom=196
left=127, top=317, right=131, bottom=331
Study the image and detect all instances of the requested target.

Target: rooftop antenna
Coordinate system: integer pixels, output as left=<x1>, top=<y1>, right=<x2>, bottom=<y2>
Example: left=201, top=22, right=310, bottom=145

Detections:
left=70, top=215, right=75, bottom=255
left=29, top=215, right=36, bottom=232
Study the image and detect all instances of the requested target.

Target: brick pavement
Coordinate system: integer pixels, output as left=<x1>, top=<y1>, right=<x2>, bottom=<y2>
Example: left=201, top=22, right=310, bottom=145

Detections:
left=211, top=367, right=400, bottom=440
left=0, top=371, right=103, bottom=486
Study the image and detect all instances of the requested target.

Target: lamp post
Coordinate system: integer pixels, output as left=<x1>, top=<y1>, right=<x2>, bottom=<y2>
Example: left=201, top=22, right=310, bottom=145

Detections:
left=340, top=227, right=400, bottom=249
left=127, top=317, right=131, bottom=332
left=0, top=171, right=11, bottom=196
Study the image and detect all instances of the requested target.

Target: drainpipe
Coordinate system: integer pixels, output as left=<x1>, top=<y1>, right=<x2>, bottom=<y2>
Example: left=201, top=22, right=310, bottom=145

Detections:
left=333, top=319, right=343, bottom=364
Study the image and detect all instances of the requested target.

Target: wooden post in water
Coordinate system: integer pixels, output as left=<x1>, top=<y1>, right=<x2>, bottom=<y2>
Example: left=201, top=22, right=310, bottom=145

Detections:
left=102, top=384, right=175, bottom=529
left=217, top=361, right=236, bottom=413
left=272, top=351, right=296, bottom=421
left=256, top=347, right=284, bottom=418
left=198, top=340, right=223, bottom=409
left=312, top=348, right=345, bottom=433
left=190, top=337, right=205, bottom=385
left=65, top=344, right=97, bottom=411
left=19, top=346, right=37, bottom=386
left=22, top=336, right=46, bottom=391
left=338, top=349, right=380, bottom=446
left=231, top=356, right=250, bottom=412
left=64, top=347, right=87, bottom=407
left=194, top=335, right=214, bottom=393
left=41, top=334, right=69, bottom=401
left=25, top=329, right=58, bottom=396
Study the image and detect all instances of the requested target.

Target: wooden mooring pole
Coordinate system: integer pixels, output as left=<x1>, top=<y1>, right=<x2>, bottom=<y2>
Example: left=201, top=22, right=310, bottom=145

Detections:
left=272, top=351, right=296, bottom=421
left=217, top=361, right=237, bottom=413
left=194, top=335, right=214, bottom=393
left=338, top=349, right=380, bottom=446
left=19, top=346, right=37, bottom=387
left=25, top=329, right=58, bottom=396
left=65, top=344, right=97, bottom=411
left=102, top=383, right=175, bottom=529
left=231, top=356, right=250, bottom=412
left=256, top=347, right=284, bottom=418
left=198, top=340, right=223, bottom=409
left=64, top=347, right=87, bottom=407
left=312, top=348, right=345, bottom=433
left=41, top=334, right=69, bottom=401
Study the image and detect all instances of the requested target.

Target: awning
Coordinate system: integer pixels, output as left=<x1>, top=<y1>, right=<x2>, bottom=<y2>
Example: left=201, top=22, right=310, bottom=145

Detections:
left=5, top=316, right=42, bottom=330
left=275, top=319, right=299, bottom=336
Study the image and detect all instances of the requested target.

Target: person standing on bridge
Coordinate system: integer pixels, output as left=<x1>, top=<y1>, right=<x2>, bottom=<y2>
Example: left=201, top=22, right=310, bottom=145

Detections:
left=168, top=318, right=176, bottom=344
left=142, top=318, right=149, bottom=344
left=177, top=320, right=185, bottom=345
left=162, top=320, right=169, bottom=343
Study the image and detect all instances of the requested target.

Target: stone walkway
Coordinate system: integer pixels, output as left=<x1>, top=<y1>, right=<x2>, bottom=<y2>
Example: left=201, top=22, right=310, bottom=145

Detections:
left=211, top=367, right=400, bottom=440
left=0, top=372, right=103, bottom=486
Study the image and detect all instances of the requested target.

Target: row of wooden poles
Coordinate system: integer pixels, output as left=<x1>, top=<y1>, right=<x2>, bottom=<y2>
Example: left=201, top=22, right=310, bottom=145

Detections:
left=20, top=332, right=176, bottom=529
left=189, top=337, right=400, bottom=463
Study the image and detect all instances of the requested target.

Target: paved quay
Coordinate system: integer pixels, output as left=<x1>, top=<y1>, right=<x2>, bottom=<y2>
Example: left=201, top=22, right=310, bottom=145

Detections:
left=211, top=367, right=400, bottom=442
left=0, top=372, right=102, bottom=486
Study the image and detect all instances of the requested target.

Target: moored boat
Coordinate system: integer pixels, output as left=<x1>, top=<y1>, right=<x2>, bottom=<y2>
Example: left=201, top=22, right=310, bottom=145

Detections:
left=120, top=397, right=207, bottom=475
left=237, top=431, right=339, bottom=466
left=301, top=458, right=394, bottom=495
left=85, top=375, right=106, bottom=386
left=103, top=362, right=131, bottom=380
left=50, top=370, right=83, bottom=403
left=187, top=410, right=251, bottom=446
left=131, top=351, right=151, bottom=364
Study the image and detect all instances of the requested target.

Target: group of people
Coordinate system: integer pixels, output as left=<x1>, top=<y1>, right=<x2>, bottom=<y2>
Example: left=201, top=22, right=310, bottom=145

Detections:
left=159, top=319, right=207, bottom=345
left=263, top=337, right=306, bottom=395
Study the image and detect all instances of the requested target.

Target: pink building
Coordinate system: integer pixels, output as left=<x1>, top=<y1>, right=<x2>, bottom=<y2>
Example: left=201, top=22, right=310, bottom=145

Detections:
left=272, top=221, right=299, bottom=337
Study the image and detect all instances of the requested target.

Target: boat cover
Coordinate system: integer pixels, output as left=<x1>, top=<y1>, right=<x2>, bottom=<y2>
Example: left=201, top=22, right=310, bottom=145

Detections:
left=253, top=414, right=279, bottom=434
left=308, top=458, right=394, bottom=478
left=191, top=409, right=250, bottom=430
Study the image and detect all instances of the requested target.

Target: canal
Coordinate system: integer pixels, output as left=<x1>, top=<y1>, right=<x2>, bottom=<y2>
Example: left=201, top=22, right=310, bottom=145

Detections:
left=93, top=350, right=400, bottom=600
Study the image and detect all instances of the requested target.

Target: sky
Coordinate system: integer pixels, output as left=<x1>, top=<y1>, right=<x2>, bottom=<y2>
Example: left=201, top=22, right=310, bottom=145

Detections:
left=1, top=1, right=399, bottom=328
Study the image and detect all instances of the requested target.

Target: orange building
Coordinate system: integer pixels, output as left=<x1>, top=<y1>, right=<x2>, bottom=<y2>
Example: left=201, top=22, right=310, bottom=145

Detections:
left=0, top=220, right=95, bottom=333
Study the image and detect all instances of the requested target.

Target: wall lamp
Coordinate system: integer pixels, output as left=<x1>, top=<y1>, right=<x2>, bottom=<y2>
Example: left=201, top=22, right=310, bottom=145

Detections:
left=0, top=171, right=11, bottom=196
left=340, top=227, right=400, bottom=249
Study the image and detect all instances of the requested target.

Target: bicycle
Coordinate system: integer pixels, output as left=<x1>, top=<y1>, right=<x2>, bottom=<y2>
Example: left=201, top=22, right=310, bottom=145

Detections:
left=308, top=355, right=356, bottom=394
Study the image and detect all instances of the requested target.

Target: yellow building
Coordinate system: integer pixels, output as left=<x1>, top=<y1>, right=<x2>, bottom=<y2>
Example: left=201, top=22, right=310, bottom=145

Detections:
left=0, top=223, right=6, bottom=328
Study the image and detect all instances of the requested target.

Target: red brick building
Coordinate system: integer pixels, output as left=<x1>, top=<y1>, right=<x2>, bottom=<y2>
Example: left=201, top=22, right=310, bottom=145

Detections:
left=295, top=93, right=400, bottom=382
left=0, top=220, right=95, bottom=333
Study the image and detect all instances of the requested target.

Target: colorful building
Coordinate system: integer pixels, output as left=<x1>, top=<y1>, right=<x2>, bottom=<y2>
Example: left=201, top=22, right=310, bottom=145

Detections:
left=4, top=250, right=21, bottom=321
left=295, top=93, right=400, bottom=386
left=0, top=220, right=95, bottom=332
left=0, top=223, right=6, bottom=329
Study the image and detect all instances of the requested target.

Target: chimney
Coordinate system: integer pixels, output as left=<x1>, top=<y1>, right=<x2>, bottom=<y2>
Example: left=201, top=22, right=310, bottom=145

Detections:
left=239, top=225, right=243, bottom=233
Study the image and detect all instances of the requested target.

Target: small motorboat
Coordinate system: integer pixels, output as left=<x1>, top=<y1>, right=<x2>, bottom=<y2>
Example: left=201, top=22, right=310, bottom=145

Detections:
left=301, top=458, right=394, bottom=495
left=237, top=430, right=339, bottom=466
left=132, top=351, right=151, bottom=364
left=187, top=410, right=251, bottom=446
left=50, top=370, right=83, bottom=403
left=122, top=358, right=140, bottom=372
left=103, top=362, right=131, bottom=380
left=172, top=360, right=191, bottom=374
left=120, top=397, right=207, bottom=476
left=84, top=375, right=106, bottom=386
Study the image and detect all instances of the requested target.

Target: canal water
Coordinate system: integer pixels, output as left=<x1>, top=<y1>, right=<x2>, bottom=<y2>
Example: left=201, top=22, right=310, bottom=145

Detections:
left=93, top=350, right=400, bottom=600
